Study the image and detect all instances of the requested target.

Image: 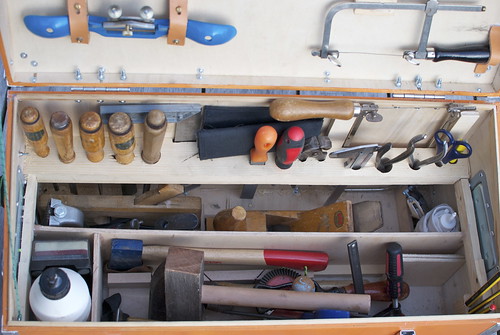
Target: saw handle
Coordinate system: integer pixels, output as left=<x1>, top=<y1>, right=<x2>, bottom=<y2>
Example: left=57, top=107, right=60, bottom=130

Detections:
left=433, top=46, right=490, bottom=64
left=270, top=99, right=355, bottom=121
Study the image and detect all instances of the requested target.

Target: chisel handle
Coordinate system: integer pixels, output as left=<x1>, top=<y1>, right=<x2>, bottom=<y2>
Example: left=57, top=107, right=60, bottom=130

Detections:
left=250, top=126, right=278, bottom=164
left=432, top=46, right=490, bottom=64
left=270, top=99, right=355, bottom=121
left=386, top=242, right=404, bottom=303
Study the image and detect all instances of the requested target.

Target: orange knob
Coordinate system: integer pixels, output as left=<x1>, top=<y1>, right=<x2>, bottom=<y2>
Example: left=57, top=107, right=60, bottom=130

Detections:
left=250, top=126, right=278, bottom=165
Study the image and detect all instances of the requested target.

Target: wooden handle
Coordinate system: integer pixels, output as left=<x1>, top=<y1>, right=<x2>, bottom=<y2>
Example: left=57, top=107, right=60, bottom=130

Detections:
left=142, top=110, right=167, bottom=164
left=201, top=285, right=370, bottom=314
left=20, top=107, right=50, bottom=158
left=270, top=98, right=355, bottom=121
left=142, top=247, right=329, bottom=271
left=79, top=111, right=104, bottom=162
left=108, top=112, right=135, bottom=165
left=213, top=206, right=247, bottom=231
left=50, top=111, right=75, bottom=163
left=343, top=280, right=410, bottom=302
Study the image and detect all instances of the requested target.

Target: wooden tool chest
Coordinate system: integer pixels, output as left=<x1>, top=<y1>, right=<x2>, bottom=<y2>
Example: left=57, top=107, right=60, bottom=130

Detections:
left=1, top=0, right=500, bottom=334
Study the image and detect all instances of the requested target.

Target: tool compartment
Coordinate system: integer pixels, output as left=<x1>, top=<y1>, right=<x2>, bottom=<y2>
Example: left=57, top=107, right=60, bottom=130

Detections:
left=4, top=91, right=499, bottom=333
left=2, top=0, right=500, bottom=333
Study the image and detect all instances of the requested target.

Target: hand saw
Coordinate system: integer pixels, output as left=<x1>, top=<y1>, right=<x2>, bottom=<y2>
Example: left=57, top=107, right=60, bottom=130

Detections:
left=24, top=14, right=237, bottom=46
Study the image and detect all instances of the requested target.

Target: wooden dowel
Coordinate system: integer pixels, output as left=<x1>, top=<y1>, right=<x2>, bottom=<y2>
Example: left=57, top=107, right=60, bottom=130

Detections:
left=202, top=285, right=371, bottom=314
left=79, top=111, right=104, bottom=163
left=108, top=112, right=135, bottom=165
left=142, top=110, right=167, bottom=164
left=50, top=111, right=75, bottom=163
left=20, top=106, right=50, bottom=158
left=213, top=206, right=247, bottom=231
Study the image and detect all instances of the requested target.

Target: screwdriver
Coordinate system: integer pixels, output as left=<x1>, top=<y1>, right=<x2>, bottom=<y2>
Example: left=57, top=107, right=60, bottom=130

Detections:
left=275, top=126, right=305, bottom=169
left=386, top=242, right=404, bottom=311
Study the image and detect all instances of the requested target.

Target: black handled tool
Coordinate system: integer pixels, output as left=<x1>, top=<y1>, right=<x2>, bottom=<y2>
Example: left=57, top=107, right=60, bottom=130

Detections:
left=430, top=46, right=490, bottom=64
left=375, top=242, right=405, bottom=317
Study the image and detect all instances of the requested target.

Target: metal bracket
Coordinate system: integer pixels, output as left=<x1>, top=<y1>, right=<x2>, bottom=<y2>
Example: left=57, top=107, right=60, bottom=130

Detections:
left=343, top=103, right=382, bottom=147
left=428, top=103, right=477, bottom=146
left=329, top=144, right=381, bottom=170
left=313, top=0, right=485, bottom=64
left=479, top=323, right=500, bottom=335
left=470, top=170, right=499, bottom=279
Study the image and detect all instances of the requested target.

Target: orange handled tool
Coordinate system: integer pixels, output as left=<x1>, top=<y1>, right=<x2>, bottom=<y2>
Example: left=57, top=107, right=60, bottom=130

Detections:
left=250, top=126, right=278, bottom=165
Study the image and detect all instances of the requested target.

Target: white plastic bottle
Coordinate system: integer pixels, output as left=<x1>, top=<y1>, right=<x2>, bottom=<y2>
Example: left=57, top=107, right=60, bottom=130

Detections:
left=414, top=204, right=459, bottom=232
left=29, top=267, right=91, bottom=321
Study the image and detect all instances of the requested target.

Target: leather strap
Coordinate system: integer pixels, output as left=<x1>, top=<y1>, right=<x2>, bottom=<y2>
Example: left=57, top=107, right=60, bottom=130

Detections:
left=475, top=26, right=500, bottom=74
left=67, top=0, right=89, bottom=44
left=168, top=0, right=188, bottom=45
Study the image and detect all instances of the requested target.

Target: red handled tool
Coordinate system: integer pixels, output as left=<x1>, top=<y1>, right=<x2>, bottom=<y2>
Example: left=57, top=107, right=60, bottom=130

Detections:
left=375, top=242, right=405, bottom=316
left=275, top=126, right=305, bottom=169
left=250, top=126, right=278, bottom=165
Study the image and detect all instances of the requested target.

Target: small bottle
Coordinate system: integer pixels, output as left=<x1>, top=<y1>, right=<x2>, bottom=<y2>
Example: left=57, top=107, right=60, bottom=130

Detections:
left=29, top=267, right=91, bottom=321
left=50, top=111, right=75, bottom=163
left=79, top=111, right=105, bottom=162
left=108, top=112, right=135, bottom=164
left=414, top=204, right=459, bottom=232
left=20, top=107, right=50, bottom=157
left=142, top=110, right=167, bottom=164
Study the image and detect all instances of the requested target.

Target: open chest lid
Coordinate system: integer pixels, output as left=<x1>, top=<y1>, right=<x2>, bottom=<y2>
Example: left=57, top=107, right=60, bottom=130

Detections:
left=0, top=0, right=499, bottom=95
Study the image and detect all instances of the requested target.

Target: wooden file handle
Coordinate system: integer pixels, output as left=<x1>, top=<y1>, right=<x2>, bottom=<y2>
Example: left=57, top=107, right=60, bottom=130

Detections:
left=202, top=285, right=370, bottom=314
left=270, top=98, right=355, bottom=121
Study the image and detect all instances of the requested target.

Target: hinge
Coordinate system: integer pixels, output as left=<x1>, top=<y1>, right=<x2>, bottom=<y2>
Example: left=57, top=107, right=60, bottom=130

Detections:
left=70, top=87, right=131, bottom=92
left=391, top=93, right=446, bottom=99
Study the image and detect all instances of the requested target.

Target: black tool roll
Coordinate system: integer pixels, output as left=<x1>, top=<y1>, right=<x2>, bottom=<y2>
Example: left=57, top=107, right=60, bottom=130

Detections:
left=197, top=106, right=323, bottom=160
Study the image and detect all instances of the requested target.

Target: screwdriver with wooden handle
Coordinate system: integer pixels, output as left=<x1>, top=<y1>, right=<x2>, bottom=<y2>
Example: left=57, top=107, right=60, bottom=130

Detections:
left=270, top=98, right=361, bottom=121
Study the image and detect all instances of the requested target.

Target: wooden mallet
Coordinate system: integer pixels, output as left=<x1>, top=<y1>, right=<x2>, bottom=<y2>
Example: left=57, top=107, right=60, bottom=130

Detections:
left=149, top=247, right=371, bottom=321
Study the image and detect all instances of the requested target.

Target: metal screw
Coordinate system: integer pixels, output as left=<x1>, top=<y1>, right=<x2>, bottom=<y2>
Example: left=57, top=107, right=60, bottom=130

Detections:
left=18, top=151, right=29, bottom=157
left=475, top=73, right=481, bottom=78
left=394, top=76, right=402, bottom=88
left=477, top=88, right=482, bottom=92
left=173, top=39, right=180, bottom=44
left=140, top=6, right=154, bottom=20
left=31, top=73, right=37, bottom=83
left=120, top=68, right=127, bottom=81
left=435, top=78, right=442, bottom=89
left=20, top=52, right=28, bottom=59
left=74, top=3, right=81, bottom=14
left=196, top=68, right=204, bottom=80
left=108, top=5, right=122, bottom=19
left=97, top=99, right=104, bottom=104
left=31, top=60, right=38, bottom=67
left=75, top=99, right=82, bottom=103
left=415, top=75, right=422, bottom=90
left=75, top=68, right=82, bottom=81
left=98, top=67, right=105, bottom=82
left=119, top=100, right=126, bottom=104
left=487, top=65, right=492, bottom=71
left=76, top=37, right=83, bottom=43
left=176, top=6, right=182, bottom=14
left=324, top=71, right=331, bottom=83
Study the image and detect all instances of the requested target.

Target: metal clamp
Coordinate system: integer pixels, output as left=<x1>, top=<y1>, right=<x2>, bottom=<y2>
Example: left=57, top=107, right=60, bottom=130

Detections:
left=46, top=198, right=84, bottom=227
left=408, top=136, right=448, bottom=170
left=376, top=134, right=426, bottom=173
left=329, top=144, right=381, bottom=170
left=428, top=103, right=477, bottom=147
left=343, top=103, right=383, bottom=147
left=103, top=5, right=156, bottom=37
